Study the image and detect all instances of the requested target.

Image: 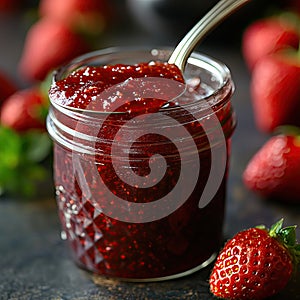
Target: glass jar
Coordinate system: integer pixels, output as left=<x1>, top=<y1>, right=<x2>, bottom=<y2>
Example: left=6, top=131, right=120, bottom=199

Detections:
left=47, top=47, right=236, bottom=281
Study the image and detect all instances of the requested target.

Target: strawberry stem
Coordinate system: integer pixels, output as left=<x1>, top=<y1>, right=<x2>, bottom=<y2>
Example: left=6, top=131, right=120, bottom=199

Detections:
left=275, top=126, right=300, bottom=147
left=260, top=219, right=300, bottom=275
left=275, top=126, right=300, bottom=136
left=269, top=218, right=284, bottom=237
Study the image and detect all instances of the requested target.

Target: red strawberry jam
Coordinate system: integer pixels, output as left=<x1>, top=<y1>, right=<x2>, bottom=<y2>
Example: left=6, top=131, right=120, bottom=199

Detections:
left=48, top=51, right=235, bottom=280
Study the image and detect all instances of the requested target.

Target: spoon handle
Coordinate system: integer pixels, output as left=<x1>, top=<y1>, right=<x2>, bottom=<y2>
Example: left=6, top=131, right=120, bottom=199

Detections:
left=168, top=0, right=251, bottom=70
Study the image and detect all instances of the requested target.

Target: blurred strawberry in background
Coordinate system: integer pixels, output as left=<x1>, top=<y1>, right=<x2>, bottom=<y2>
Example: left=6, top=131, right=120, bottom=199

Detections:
left=18, top=0, right=111, bottom=82
left=242, top=16, right=300, bottom=70
left=18, top=17, right=90, bottom=82
left=242, top=13, right=300, bottom=133
left=0, top=87, right=47, bottom=132
left=250, top=49, right=300, bottom=132
left=39, top=0, right=112, bottom=36
left=243, top=129, right=300, bottom=203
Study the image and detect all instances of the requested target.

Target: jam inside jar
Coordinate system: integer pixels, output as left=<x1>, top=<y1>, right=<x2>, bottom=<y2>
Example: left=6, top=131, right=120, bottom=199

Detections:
left=47, top=48, right=236, bottom=281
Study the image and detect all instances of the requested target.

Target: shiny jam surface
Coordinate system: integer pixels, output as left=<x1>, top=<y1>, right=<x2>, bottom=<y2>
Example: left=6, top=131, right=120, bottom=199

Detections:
left=51, top=61, right=232, bottom=279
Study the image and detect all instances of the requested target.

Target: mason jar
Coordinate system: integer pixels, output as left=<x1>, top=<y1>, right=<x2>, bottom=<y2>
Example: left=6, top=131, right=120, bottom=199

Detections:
left=47, top=47, right=236, bottom=281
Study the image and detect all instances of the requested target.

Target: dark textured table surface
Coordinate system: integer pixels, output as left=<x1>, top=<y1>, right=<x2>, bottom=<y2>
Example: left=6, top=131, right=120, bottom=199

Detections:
left=1, top=11, right=300, bottom=300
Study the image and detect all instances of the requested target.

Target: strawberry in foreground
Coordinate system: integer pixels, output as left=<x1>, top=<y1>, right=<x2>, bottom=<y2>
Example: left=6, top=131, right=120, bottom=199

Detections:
left=18, top=17, right=90, bottom=82
left=210, top=219, right=300, bottom=300
left=242, top=16, right=299, bottom=70
left=0, top=87, right=47, bottom=132
left=243, top=129, right=300, bottom=203
left=251, top=48, right=300, bottom=133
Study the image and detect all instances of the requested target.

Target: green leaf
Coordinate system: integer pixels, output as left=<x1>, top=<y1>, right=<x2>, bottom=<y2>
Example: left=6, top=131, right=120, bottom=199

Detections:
left=22, top=131, right=52, bottom=163
left=280, top=226, right=297, bottom=247
left=275, top=126, right=300, bottom=137
left=269, top=218, right=284, bottom=238
left=0, top=125, right=52, bottom=197
left=0, top=127, right=22, bottom=193
left=0, top=126, right=21, bottom=168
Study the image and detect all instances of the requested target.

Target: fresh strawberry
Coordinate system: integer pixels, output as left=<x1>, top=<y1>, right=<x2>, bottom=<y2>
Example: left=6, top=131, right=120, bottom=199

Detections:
left=0, top=87, right=46, bottom=132
left=242, top=17, right=299, bottom=70
left=243, top=129, right=300, bottom=203
left=210, top=219, right=300, bottom=300
left=250, top=48, right=300, bottom=133
left=18, top=17, right=90, bottom=82
left=39, top=0, right=111, bottom=36
left=0, top=70, right=17, bottom=105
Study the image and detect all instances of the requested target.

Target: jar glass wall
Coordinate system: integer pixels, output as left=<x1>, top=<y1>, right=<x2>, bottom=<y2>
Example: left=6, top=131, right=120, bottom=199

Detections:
left=47, top=48, right=236, bottom=281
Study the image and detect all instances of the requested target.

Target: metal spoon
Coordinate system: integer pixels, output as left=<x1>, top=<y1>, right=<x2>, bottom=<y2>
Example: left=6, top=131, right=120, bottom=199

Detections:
left=168, top=0, right=251, bottom=71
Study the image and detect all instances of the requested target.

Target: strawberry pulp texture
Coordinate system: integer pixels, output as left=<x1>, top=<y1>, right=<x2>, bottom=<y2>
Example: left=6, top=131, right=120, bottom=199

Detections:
left=50, top=61, right=234, bottom=279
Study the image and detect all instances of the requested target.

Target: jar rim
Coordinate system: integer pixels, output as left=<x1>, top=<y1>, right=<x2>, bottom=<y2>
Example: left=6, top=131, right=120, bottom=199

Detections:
left=49, top=46, right=233, bottom=115
left=47, top=47, right=236, bottom=156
